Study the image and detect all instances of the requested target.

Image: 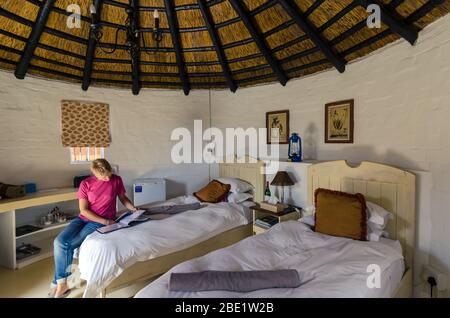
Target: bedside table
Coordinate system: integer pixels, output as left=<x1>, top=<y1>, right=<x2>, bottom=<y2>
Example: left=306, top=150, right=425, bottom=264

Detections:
left=252, top=206, right=301, bottom=235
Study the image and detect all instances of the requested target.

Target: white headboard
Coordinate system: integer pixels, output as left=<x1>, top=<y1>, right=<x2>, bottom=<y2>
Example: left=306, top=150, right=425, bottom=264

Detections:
left=219, top=156, right=265, bottom=202
left=308, top=161, right=416, bottom=268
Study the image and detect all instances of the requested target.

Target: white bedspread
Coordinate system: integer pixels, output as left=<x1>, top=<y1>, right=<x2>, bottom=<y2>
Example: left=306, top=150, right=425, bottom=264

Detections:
left=135, top=221, right=405, bottom=298
left=78, top=196, right=251, bottom=298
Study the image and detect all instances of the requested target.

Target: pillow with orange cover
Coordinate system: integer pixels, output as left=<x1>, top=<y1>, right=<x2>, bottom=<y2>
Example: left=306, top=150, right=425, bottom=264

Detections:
left=314, top=188, right=367, bottom=241
left=194, top=180, right=231, bottom=203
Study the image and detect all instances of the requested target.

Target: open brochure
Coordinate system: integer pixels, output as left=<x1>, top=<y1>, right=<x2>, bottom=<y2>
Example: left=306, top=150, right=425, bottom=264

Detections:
left=96, top=209, right=149, bottom=234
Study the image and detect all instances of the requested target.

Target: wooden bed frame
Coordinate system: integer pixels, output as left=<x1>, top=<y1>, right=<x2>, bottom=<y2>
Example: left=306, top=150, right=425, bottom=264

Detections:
left=92, top=156, right=264, bottom=297
left=307, top=161, right=416, bottom=298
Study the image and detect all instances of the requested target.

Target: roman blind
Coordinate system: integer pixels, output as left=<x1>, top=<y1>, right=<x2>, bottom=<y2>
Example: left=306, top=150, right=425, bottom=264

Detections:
left=61, top=100, right=111, bottom=147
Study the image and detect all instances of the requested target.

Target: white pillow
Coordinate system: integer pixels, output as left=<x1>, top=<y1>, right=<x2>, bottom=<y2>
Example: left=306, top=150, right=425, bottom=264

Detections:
left=367, top=201, right=394, bottom=228
left=215, top=178, right=254, bottom=193
left=299, top=214, right=315, bottom=227
left=368, top=231, right=382, bottom=242
left=367, top=224, right=390, bottom=242
left=227, top=192, right=253, bottom=204
left=240, top=200, right=257, bottom=208
left=368, top=220, right=385, bottom=231
left=368, top=224, right=383, bottom=241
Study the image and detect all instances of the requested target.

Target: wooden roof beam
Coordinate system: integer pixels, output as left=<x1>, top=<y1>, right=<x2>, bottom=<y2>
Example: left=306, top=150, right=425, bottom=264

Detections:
left=277, top=0, right=346, bottom=73
left=355, top=0, right=418, bottom=45
left=130, top=0, right=141, bottom=95
left=197, top=0, right=237, bottom=92
left=229, top=0, right=288, bottom=86
left=406, top=0, right=445, bottom=24
left=164, top=0, right=190, bottom=95
left=15, top=0, right=56, bottom=79
left=82, top=0, right=103, bottom=91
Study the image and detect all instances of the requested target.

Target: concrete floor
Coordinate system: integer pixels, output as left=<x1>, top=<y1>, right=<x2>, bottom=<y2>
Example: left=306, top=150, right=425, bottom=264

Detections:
left=0, top=257, right=149, bottom=298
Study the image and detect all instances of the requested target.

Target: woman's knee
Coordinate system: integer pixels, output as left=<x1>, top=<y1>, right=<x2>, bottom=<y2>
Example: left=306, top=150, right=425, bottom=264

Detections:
left=53, top=234, right=70, bottom=250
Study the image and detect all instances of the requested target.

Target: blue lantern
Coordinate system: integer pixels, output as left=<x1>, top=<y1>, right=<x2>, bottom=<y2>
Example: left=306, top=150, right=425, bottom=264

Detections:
left=288, top=133, right=302, bottom=162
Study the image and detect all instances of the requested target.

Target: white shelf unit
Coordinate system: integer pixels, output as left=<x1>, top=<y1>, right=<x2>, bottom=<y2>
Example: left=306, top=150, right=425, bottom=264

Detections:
left=0, top=188, right=78, bottom=270
left=16, top=237, right=54, bottom=269
left=16, top=221, right=71, bottom=240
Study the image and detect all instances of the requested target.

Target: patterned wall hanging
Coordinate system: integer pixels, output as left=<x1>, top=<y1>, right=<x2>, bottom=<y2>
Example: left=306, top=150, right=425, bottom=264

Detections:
left=61, top=100, right=111, bottom=147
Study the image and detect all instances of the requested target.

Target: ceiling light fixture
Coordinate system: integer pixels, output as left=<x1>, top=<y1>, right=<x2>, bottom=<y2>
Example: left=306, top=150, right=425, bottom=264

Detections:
left=89, top=1, right=163, bottom=56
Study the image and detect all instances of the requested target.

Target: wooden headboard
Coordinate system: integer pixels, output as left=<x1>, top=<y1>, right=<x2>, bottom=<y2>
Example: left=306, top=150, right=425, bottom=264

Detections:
left=307, top=161, right=416, bottom=269
left=219, top=156, right=265, bottom=202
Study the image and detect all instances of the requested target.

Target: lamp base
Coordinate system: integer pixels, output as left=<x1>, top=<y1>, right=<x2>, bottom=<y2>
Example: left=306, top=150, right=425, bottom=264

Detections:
left=279, top=185, right=285, bottom=205
left=288, top=156, right=302, bottom=163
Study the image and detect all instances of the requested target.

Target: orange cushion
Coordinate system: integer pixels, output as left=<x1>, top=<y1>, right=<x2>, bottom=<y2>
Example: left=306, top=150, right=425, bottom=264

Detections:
left=194, top=180, right=231, bottom=203
left=314, top=188, right=367, bottom=241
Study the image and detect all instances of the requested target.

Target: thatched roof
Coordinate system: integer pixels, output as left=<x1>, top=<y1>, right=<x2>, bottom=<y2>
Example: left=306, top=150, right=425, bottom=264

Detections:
left=0, top=0, right=449, bottom=95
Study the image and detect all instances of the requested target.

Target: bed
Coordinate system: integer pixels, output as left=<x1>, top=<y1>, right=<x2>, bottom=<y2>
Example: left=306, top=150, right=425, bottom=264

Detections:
left=134, top=160, right=416, bottom=298
left=76, top=157, right=265, bottom=298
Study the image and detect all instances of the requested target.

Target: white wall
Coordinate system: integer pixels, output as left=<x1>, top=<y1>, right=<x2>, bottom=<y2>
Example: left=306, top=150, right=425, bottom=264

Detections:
left=0, top=74, right=211, bottom=198
left=211, top=15, right=450, bottom=297
left=0, top=14, right=449, bottom=297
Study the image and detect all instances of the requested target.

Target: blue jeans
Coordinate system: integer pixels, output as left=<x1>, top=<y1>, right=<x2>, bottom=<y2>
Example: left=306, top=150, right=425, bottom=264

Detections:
left=52, top=217, right=104, bottom=286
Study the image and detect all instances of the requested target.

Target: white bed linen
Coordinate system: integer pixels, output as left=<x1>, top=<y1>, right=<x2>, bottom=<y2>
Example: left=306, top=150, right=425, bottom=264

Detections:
left=135, top=221, right=405, bottom=298
left=78, top=196, right=251, bottom=298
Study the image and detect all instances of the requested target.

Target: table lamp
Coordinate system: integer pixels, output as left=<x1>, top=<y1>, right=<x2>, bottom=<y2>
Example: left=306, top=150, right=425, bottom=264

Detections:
left=270, top=171, right=295, bottom=205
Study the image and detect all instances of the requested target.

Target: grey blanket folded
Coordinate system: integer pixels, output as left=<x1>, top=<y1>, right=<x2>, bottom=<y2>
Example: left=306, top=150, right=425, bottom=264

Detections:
left=144, top=202, right=202, bottom=215
left=169, top=270, right=301, bottom=293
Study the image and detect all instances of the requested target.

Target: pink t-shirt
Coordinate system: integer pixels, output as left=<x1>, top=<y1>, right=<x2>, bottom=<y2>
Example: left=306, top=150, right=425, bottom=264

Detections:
left=77, top=175, right=126, bottom=221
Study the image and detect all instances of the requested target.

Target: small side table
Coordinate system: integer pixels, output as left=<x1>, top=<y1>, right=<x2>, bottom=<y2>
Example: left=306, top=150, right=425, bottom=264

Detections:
left=251, top=206, right=301, bottom=235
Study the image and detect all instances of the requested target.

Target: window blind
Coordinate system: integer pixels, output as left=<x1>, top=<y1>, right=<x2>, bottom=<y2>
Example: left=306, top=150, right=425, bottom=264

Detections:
left=61, top=100, right=111, bottom=147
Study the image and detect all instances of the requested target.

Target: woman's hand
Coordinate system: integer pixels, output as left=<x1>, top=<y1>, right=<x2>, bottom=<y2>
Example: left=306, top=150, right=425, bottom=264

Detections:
left=118, top=194, right=139, bottom=212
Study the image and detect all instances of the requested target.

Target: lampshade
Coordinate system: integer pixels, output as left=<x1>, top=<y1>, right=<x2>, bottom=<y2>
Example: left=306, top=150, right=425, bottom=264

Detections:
left=270, top=171, right=295, bottom=186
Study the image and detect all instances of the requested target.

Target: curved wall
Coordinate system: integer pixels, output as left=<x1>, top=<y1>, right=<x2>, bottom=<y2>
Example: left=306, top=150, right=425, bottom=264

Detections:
left=211, top=14, right=450, bottom=297
left=0, top=74, right=211, bottom=198
left=0, top=13, right=449, bottom=297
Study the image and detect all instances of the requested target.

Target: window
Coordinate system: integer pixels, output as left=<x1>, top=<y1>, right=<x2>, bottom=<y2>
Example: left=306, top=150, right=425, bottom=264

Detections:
left=70, top=147, right=104, bottom=164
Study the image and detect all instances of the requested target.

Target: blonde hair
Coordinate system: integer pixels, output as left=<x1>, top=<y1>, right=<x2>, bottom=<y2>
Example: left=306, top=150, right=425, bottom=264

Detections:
left=91, top=159, right=113, bottom=177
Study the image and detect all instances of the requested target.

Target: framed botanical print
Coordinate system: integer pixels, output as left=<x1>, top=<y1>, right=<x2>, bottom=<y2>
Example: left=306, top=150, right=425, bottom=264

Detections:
left=325, top=99, right=354, bottom=143
left=266, top=110, right=289, bottom=144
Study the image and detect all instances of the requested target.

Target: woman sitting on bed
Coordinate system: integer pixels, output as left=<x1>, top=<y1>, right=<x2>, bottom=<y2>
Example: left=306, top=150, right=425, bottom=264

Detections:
left=48, top=159, right=138, bottom=298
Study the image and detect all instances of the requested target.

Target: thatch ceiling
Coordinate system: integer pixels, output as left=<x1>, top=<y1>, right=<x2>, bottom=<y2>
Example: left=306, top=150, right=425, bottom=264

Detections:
left=0, top=0, right=449, bottom=95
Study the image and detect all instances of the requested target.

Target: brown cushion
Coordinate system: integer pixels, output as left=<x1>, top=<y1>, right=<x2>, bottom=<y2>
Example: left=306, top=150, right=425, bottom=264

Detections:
left=314, top=188, right=367, bottom=241
left=194, top=180, right=231, bottom=203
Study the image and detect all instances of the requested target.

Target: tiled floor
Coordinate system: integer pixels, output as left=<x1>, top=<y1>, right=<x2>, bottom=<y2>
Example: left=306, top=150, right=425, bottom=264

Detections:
left=0, top=257, right=149, bottom=298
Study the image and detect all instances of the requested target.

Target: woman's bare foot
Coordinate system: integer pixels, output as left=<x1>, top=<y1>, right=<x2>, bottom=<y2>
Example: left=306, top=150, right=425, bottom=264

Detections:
left=54, top=282, right=70, bottom=298
left=47, top=288, right=56, bottom=298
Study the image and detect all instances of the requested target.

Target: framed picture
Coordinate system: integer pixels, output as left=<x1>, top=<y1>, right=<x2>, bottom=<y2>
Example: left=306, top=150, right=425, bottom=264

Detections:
left=266, top=110, right=289, bottom=144
left=325, top=99, right=354, bottom=143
